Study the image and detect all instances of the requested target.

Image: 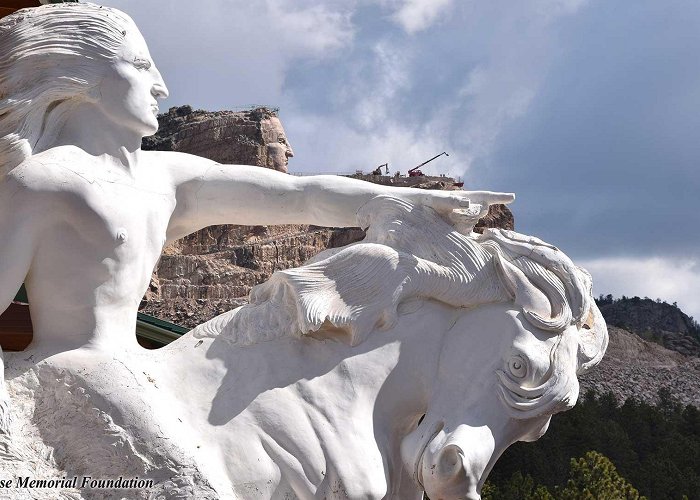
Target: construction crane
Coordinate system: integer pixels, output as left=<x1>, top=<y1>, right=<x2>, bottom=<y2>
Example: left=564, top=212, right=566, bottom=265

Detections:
left=408, top=152, right=449, bottom=177
left=372, top=163, right=389, bottom=176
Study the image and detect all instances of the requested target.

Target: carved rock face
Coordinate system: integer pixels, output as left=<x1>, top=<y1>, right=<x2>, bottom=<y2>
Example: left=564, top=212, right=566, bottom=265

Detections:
left=261, top=116, right=294, bottom=172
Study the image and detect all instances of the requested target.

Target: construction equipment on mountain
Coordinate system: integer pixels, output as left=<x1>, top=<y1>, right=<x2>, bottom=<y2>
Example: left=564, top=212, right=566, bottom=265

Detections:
left=408, top=152, right=449, bottom=177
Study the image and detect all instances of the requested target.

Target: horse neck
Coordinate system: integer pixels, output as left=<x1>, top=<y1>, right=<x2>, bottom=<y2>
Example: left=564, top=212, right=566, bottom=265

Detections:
left=369, top=300, right=459, bottom=438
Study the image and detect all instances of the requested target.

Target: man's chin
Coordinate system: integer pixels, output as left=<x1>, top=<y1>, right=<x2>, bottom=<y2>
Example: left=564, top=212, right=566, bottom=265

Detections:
left=142, top=121, right=159, bottom=137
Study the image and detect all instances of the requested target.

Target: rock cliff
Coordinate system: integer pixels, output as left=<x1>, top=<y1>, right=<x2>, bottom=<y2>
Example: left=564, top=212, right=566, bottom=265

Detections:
left=579, top=326, right=700, bottom=407
left=143, top=105, right=276, bottom=167
left=579, top=296, right=700, bottom=407
left=143, top=224, right=365, bottom=327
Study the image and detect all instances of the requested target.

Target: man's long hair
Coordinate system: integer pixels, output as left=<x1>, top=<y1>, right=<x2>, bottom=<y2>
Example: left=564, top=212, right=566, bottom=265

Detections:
left=0, top=3, right=131, bottom=177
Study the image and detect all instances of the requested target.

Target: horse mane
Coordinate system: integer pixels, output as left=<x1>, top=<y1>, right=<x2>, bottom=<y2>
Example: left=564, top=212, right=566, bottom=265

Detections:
left=191, top=195, right=608, bottom=420
left=194, top=196, right=606, bottom=372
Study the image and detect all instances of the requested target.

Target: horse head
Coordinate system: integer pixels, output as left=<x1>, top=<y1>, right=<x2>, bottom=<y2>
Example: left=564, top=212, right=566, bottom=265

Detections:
left=401, top=297, right=605, bottom=499
left=390, top=213, right=608, bottom=499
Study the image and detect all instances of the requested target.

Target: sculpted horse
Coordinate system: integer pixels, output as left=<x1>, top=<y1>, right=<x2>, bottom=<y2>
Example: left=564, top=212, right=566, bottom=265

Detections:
left=2, top=196, right=606, bottom=500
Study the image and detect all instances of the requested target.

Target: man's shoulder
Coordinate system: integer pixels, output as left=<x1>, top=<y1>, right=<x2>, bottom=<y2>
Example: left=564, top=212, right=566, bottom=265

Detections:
left=30, top=144, right=89, bottom=165
left=0, top=151, right=74, bottom=213
left=9, top=146, right=95, bottom=188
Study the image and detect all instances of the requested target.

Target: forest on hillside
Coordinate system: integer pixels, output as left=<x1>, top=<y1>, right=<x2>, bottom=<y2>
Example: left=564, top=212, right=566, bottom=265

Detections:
left=595, top=295, right=700, bottom=351
left=427, top=296, right=700, bottom=499
left=484, top=390, right=700, bottom=500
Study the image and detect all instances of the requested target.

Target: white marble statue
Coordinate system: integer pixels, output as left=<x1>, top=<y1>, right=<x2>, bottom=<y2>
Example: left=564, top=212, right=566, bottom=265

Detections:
left=0, top=3, right=607, bottom=500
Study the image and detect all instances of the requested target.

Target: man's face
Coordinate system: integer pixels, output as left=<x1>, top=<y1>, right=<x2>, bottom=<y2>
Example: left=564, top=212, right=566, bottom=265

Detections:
left=262, top=117, right=294, bottom=173
left=95, top=25, right=169, bottom=137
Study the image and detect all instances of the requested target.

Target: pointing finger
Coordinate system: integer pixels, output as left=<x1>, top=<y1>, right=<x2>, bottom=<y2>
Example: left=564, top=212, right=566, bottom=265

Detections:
left=465, top=191, right=515, bottom=205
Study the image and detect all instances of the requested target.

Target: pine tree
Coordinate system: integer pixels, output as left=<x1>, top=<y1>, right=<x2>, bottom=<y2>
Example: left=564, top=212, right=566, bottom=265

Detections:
left=557, top=451, right=645, bottom=500
left=482, top=472, right=554, bottom=500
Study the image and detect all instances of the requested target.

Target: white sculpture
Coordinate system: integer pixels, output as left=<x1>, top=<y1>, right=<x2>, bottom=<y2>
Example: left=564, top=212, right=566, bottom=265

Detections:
left=0, top=3, right=607, bottom=499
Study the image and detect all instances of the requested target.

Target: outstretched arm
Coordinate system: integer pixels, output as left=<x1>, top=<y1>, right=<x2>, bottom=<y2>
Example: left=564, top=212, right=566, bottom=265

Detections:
left=165, top=153, right=513, bottom=241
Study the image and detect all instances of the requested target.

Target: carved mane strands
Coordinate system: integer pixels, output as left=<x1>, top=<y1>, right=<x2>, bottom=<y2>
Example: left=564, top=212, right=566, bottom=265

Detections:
left=481, top=232, right=605, bottom=419
left=0, top=3, right=131, bottom=176
left=190, top=195, right=607, bottom=424
left=196, top=196, right=605, bottom=359
left=195, top=196, right=502, bottom=346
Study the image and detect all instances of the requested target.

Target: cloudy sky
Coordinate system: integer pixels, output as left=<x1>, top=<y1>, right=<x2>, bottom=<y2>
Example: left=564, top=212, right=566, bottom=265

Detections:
left=101, top=0, right=700, bottom=318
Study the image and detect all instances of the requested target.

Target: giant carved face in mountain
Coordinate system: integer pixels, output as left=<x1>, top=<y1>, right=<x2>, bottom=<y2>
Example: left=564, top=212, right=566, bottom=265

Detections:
left=261, top=116, right=294, bottom=173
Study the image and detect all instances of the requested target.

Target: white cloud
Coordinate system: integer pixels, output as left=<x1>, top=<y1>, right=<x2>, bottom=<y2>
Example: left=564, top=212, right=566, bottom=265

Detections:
left=283, top=0, right=590, bottom=178
left=457, top=66, right=537, bottom=160
left=579, top=256, right=700, bottom=320
left=342, top=40, right=412, bottom=130
left=389, top=0, right=454, bottom=34
left=537, top=0, right=589, bottom=18
left=100, top=0, right=355, bottom=109
left=101, top=0, right=591, bottom=176
left=443, top=1, right=591, bottom=169
left=264, top=0, right=355, bottom=57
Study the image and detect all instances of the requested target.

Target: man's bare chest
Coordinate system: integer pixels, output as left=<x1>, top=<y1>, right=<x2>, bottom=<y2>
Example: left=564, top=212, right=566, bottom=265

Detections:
left=52, top=173, right=176, bottom=255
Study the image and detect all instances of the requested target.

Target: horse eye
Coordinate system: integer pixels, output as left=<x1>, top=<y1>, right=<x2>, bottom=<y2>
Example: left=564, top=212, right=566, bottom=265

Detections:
left=508, top=355, right=528, bottom=378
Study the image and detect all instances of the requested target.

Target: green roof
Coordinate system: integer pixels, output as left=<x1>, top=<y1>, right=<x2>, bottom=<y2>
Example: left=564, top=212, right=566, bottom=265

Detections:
left=14, top=284, right=28, bottom=304
left=136, top=312, right=189, bottom=346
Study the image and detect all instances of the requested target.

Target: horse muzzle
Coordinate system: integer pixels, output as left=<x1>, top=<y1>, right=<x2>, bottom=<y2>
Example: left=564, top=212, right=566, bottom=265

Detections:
left=417, top=424, right=494, bottom=500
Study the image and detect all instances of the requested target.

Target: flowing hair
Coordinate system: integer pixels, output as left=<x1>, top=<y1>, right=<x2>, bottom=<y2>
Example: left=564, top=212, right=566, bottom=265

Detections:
left=0, top=2, right=132, bottom=177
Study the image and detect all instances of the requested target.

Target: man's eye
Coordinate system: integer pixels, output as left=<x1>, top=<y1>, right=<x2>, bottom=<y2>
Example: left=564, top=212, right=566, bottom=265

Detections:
left=133, top=58, right=152, bottom=70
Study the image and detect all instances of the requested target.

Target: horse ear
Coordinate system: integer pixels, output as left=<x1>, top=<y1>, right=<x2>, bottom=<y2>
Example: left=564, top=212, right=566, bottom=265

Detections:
left=576, top=300, right=608, bottom=374
left=492, top=252, right=552, bottom=323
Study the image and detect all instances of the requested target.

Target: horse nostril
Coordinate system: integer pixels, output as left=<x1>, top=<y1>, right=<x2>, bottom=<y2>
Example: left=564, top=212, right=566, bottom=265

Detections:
left=422, top=440, right=482, bottom=500
left=437, top=443, right=465, bottom=477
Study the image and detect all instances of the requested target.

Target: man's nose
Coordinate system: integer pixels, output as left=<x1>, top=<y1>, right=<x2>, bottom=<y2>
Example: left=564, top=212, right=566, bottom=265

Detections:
left=286, top=145, right=295, bottom=158
left=151, top=69, right=169, bottom=99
